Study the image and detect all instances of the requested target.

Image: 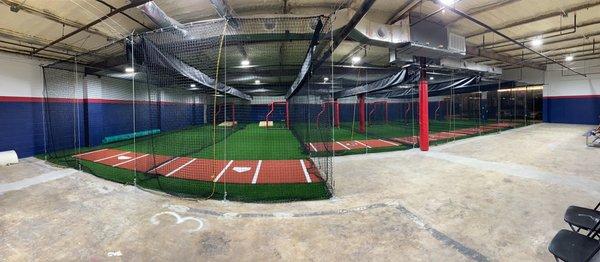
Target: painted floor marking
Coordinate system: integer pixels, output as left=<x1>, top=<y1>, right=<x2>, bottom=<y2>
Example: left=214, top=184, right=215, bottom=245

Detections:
left=94, top=151, right=130, bottom=163
left=165, top=159, right=196, bottom=177
left=213, top=160, right=234, bottom=182
left=0, top=169, right=79, bottom=194
left=378, top=139, right=399, bottom=146
left=354, top=140, right=371, bottom=148
left=336, top=141, right=351, bottom=150
left=309, top=143, right=318, bottom=152
left=73, top=149, right=108, bottom=157
left=252, top=160, right=262, bottom=184
left=147, top=157, right=180, bottom=174
left=299, top=160, right=311, bottom=183
left=112, top=154, right=149, bottom=167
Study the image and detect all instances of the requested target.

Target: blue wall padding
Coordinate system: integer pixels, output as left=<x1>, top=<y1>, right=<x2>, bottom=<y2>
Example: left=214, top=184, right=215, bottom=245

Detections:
left=544, top=97, right=600, bottom=124
left=0, top=102, right=45, bottom=158
left=0, top=100, right=206, bottom=158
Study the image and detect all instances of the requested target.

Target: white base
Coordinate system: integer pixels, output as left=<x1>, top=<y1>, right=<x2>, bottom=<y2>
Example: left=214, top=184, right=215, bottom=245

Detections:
left=0, top=150, right=18, bottom=166
left=259, top=121, right=274, bottom=127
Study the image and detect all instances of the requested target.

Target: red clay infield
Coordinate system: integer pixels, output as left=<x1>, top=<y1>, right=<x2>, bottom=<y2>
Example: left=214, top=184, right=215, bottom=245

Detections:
left=73, top=149, right=322, bottom=184
left=307, top=122, right=514, bottom=150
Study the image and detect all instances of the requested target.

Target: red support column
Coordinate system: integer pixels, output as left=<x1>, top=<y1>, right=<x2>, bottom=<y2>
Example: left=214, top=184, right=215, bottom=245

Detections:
left=419, top=79, right=429, bottom=151
left=232, top=102, right=236, bottom=123
left=334, top=100, right=340, bottom=128
left=285, top=101, right=290, bottom=128
left=384, top=102, right=389, bottom=124
left=358, top=94, right=366, bottom=133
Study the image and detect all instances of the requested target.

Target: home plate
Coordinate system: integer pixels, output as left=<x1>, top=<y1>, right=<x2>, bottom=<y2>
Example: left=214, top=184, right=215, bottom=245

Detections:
left=118, top=156, right=132, bottom=160
left=233, top=167, right=251, bottom=173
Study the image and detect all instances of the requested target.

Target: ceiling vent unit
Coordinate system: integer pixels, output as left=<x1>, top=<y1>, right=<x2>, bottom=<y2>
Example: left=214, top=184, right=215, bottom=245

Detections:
left=447, top=31, right=466, bottom=55
left=333, top=9, right=411, bottom=46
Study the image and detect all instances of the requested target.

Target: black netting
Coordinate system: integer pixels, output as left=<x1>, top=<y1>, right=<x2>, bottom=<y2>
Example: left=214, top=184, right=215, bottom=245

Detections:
left=41, top=16, right=333, bottom=202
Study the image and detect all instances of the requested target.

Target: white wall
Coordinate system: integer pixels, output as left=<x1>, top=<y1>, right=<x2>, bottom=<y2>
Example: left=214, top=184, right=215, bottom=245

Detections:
left=544, top=59, right=600, bottom=97
left=502, top=67, right=545, bottom=85
left=0, top=52, right=46, bottom=98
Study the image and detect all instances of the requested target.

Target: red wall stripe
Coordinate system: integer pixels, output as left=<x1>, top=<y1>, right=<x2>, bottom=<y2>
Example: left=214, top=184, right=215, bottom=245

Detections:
left=0, top=96, right=199, bottom=105
left=543, top=94, right=600, bottom=99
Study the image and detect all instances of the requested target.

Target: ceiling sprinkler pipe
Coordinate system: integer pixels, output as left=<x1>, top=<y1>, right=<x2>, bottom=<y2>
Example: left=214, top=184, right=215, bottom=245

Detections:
left=437, top=0, right=586, bottom=77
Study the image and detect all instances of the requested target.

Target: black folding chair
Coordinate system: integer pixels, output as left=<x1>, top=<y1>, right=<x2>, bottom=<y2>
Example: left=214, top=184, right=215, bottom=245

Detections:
left=564, top=201, right=600, bottom=235
left=548, top=219, right=600, bottom=261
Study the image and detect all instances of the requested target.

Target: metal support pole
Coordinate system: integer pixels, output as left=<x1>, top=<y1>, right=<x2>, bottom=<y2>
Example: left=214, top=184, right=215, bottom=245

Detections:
left=419, top=57, right=429, bottom=151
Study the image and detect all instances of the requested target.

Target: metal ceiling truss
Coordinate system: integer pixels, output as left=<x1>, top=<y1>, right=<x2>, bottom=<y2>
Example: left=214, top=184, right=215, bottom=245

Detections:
left=438, top=0, right=585, bottom=76
left=32, top=0, right=152, bottom=55
left=465, top=0, right=600, bottom=39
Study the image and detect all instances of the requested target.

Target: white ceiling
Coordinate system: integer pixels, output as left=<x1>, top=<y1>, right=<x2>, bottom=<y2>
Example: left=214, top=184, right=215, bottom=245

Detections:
left=1, top=0, right=599, bottom=68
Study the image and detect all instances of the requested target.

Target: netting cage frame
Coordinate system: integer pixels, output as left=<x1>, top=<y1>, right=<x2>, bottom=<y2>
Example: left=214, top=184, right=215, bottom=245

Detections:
left=40, top=15, right=337, bottom=203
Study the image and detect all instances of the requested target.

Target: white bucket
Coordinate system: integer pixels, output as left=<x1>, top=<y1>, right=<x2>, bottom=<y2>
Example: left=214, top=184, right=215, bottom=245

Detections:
left=0, top=150, right=18, bottom=166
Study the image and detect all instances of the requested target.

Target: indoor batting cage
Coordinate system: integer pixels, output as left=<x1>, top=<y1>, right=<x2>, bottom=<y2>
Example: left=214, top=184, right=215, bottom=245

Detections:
left=41, top=15, right=335, bottom=202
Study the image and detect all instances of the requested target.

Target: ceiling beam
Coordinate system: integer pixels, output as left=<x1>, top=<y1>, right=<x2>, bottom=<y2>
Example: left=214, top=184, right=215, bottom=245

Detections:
left=508, top=41, right=597, bottom=61
left=32, top=0, right=152, bottom=55
left=441, top=1, right=585, bottom=76
left=209, top=0, right=239, bottom=28
left=491, top=29, right=600, bottom=55
left=465, top=0, right=600, bottom=39
left=465, top=45, right=545, bottom=70
left=445, top=0, right=522, bottom=25
left=477, top=13, right=595, bottom=49
left=338, top=43, right=367, bottom=64
left=0, top=27, right=89, bottom=54
left=387, top=0, right=421, bottom=24
left=0, top=46, right=64, bottom=61
left=0, top=0, right=113, bottom=39
left=95, top=0, right=152, bottom=30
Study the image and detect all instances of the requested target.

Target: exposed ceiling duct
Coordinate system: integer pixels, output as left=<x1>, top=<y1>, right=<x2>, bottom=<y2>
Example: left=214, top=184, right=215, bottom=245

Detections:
left=137, top=1, right=189, bottom=38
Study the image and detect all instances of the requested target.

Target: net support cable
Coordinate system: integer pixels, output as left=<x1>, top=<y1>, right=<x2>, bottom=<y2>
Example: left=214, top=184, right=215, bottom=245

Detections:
left=141, top=38, right=251, bottom=100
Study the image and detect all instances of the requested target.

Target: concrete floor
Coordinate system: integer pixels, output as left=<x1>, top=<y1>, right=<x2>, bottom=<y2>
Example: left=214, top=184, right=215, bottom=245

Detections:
left=1, top=123, right=599, bottom=261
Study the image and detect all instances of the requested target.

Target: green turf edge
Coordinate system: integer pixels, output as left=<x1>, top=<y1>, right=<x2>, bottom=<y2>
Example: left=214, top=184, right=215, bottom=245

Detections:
left=76, top=160, right=331, bottom=202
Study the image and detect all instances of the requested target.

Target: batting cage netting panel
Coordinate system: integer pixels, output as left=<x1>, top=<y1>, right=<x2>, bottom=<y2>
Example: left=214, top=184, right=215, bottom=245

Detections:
left=41, top=16, right=334, bottom=202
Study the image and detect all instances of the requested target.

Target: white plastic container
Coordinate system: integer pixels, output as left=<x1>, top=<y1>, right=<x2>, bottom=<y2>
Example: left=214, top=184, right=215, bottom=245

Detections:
left=0, top=150, right=18, bottom=166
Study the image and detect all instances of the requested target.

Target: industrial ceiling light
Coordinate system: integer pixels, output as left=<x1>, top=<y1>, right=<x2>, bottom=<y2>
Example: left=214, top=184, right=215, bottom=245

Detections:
left=323, top=77, right=329, bottom=82
left=531, top=38, right=543, bottom=47
left=351, top=56, right=361, bottom=63
left=439, top=0, right=456, bottom=6
left=565, top=55, right=574, bottom=62
left=254, top=79, right=261, bottom=85
left=125, top=67, right=134, bottom=73
left=9, top=4, right=20, bottom=12
left=241, top=59, right=250, bottom=66
left=429, top=76, right=435, bottom=80
left=190, top=84, right=196, bottom=88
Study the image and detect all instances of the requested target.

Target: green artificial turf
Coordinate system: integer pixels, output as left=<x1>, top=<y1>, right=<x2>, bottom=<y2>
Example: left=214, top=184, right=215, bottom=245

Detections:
left=192, top=124, right=306, bottom=160
left=79, top=160, right=331, bottom=202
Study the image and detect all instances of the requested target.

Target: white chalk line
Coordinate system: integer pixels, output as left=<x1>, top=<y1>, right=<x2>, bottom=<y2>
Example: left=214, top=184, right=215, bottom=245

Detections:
left=94, top=151, right=130, bottom=163
left=0, top=169, right=79, bottom=194
left=112, top=154, right=149, bottom=167
left=309, top=143, right=318, bottom=152
left=354, top=140, right=371, bottom=148
left=378, top=139, right=399, bottom=146
left=165, top=159, right=196, bottom=177
left=73, top=148, right=107, bottom=157
left=300, top=160, right=311, bottom=183
left=252, top=160, right=262, bottom=184
left=213, top=160, right=234, bottom=182
left=147, top=157, right=180, bottom=174
left=336, top=141, right=351, bottom=150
